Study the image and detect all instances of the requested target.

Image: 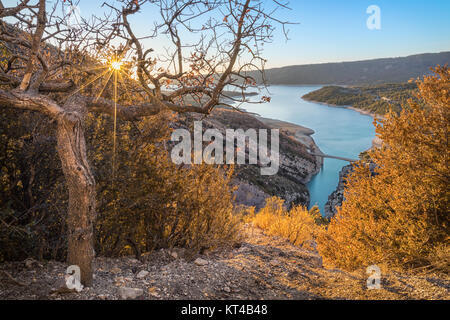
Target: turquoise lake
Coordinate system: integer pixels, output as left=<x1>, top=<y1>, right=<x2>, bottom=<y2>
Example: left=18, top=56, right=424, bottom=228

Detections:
left=237, top=85, right=376, bottom=214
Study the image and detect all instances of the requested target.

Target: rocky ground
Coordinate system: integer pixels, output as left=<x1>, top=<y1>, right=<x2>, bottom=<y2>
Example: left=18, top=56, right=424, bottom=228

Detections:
left=0, top=225, right=448, bottom=300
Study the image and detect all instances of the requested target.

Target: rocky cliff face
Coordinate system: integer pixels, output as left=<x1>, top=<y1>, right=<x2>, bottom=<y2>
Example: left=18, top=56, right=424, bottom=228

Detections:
left=176, top=108, right=321, bottom=210
left=324, top=162, right=377, bottom=218
left=324, top=164, right=353, bottom=218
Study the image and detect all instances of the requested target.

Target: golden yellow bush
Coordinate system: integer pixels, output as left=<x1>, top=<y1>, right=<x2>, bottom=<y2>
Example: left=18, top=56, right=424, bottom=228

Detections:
left=239, top=205, right=257, bottom=224
left=251, top=197, right=322, bottom=248
left=317, top=66, right=450, bottom=272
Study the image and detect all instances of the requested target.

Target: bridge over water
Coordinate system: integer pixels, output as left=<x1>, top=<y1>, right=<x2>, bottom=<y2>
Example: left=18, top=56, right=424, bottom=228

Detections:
left=309, top=152, right=357, bottom=163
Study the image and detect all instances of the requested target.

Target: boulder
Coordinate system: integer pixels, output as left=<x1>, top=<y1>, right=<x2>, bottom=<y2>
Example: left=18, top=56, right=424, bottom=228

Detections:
left=136, top=270, right=149, bottom=279
left=194, top=258, right=209, bottom=266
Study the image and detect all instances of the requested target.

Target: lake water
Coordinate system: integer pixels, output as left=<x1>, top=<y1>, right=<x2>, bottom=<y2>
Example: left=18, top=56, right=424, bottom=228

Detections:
left=236, top=85, right=376, bottom=214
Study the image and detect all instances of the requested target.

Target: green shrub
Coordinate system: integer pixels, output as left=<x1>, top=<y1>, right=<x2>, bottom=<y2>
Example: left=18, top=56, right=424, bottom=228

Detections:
left=0, top=109, right=242, bottom=260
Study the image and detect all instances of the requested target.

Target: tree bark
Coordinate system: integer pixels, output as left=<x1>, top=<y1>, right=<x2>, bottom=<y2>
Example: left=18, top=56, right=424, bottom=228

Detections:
left=56, top=110, right=96, bottom=287
left=0, top=89, right=97, bottom=286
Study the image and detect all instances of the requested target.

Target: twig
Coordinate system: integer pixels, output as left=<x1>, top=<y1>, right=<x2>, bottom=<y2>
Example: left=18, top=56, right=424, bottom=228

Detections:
left=0, top=270, right=27, bottom=286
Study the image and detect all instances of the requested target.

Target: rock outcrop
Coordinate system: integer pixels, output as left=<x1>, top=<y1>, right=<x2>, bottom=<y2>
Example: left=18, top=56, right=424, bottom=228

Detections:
left=324, top=164, right=353, bottom=218
left=175, top=108, right=321, bottom=209
left=324, top=162, right=378, bottom=218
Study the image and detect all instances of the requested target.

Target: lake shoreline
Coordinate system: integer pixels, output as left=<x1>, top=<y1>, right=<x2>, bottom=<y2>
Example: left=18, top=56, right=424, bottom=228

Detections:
left=233, top=85, right=376, bottom=212
left=301, top=96, right=386, bottom=120
left=301, top=97, right=385, bottom=149
left=221, top=105, right=325, bottom=172
left=256, top=116, right=325, bottom=175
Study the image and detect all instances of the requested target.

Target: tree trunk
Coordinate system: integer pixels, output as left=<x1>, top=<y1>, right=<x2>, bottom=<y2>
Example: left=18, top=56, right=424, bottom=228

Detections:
left=56, top=110, right=96, bottom=286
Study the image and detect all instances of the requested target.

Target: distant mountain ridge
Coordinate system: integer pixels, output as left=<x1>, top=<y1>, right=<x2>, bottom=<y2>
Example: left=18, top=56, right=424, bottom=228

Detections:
left=251, top=52, right=450, bottom=85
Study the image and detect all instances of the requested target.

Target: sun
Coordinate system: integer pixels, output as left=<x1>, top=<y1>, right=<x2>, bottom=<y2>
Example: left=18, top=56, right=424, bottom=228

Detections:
left=68, top=51, right=133, bottom=180
left=109, top=60, right=123, bottom=71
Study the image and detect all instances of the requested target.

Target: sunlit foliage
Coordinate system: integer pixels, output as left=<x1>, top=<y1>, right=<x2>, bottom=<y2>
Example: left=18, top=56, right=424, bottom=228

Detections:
left=317, top=66, right=450, bottom=272
left=250, top=197, right=324, bottom=249
left=93, top=112, right=242, bottom=257
left=0, top=108, right=242, bottom=261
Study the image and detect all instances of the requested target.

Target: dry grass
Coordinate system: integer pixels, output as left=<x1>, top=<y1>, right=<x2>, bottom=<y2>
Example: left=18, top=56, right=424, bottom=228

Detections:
left=248, top=197, right=323, bottom=249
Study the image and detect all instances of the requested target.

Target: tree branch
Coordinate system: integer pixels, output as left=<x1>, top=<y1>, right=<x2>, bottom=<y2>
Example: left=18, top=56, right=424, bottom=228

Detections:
left=84, top=96, right=211, bottom=121
left=19, top=0, right=46, bottom=91
left=0, top=72, right=74, bottom=92
left=0, top=0, right=32, bottom=19
left=0, top=88, right=64, bottom=118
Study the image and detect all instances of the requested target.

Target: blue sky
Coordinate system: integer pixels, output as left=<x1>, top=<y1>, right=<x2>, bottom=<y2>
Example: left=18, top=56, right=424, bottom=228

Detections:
left=64, top=0, right=450, bottom=67
left=262, top=0, right=450, bottom=67
left=6, top=0, right=449, bottom=68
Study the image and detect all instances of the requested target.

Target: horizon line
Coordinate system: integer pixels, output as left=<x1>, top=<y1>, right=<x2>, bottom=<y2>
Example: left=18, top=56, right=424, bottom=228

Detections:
left=265, top=50, right=450, bottom=70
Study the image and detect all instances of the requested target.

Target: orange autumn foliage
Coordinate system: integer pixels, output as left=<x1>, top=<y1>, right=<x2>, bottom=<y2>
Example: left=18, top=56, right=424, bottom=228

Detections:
left=250, top=197, right=325, bottom=249
left=317, top=66, right=450, bottom=272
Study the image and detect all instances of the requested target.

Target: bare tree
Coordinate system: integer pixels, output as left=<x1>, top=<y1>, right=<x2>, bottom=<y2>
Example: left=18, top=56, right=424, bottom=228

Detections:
left=0, top=0, right=290, bottom=286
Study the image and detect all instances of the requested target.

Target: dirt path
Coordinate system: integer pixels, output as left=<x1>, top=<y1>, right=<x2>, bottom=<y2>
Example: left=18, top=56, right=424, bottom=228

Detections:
left=1, top=225, right=448, bottom=300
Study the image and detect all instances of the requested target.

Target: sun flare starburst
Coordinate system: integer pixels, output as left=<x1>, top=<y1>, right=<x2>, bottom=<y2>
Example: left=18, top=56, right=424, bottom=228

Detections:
left=109, top=60, right=123, bottom=71
left=69, top=49, right=138, bottom=187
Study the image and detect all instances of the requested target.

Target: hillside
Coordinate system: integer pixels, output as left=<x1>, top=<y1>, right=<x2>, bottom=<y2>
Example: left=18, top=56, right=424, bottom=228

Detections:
left=248, top=52, right=450, bottom=85
left=302, top=82, right=417, bottom=115
left=177, top=108, right=321, bottom=209
left=1, top=225, right=448, bottom=300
